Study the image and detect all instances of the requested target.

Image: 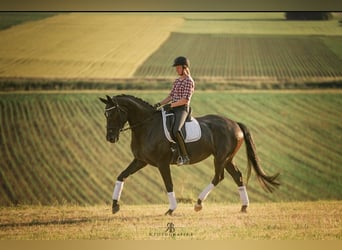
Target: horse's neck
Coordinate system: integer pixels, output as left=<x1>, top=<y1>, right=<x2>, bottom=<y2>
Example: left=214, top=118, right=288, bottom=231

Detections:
left=121, top=97, right=154, bottom=125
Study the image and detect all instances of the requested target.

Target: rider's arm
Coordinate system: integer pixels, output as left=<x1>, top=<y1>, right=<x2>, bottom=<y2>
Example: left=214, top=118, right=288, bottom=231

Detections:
left=171, top=98, right=188, bottom=108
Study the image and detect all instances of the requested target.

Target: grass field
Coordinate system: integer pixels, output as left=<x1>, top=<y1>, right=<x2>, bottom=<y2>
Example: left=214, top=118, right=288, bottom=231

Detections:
left=0, top=201, right=341, bottom=239
left=1, top=90, right=341, bottom=207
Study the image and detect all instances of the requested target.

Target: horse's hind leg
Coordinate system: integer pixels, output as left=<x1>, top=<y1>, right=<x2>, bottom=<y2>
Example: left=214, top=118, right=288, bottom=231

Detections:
left=194, top=157, right=225, bottom=212
left=225, top=161, right=249, bottom=212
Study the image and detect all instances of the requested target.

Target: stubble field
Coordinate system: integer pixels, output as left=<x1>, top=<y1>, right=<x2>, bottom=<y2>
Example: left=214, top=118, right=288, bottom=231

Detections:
left=0, top=13, right=183, bottom=79
left=0, top=201, right=341, bottom=240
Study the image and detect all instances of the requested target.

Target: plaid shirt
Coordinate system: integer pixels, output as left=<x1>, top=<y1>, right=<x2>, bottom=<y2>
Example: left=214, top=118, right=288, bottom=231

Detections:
left=170, top=76, right=195, bottom=103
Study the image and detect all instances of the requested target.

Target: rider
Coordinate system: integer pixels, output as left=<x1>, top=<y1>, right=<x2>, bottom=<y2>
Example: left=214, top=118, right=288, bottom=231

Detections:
left=154, top=56, right=195, bottom=165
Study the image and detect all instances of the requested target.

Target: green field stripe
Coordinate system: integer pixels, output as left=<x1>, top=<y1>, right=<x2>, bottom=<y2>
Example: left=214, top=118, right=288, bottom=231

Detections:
left=23, top=99, right=66, bottom=204
left=261, top=133, right=336, bottom=198
left=244, top=94, right=332, bottom=157
left=30, top=99, right=77, bottom=204
left=294, top=94, right=342, bottom=125
left=9, top=100, right=43, bottom=204
left=65, top=98, right=108, bottom=164
left=0, top=100, right=21, bottom=205
left=320, top=36, right=342, bottom=60
left=227, top=95, right=340, bottom=198
left=34, top=98, right=78, bottom=204
left=284, top=95, right=342, bottom=157
left=252, top=96, right=341, bottom=196
left=37, top=99, right=89, bottom=204
left=51, top=99, right=102, bottom=204
left=18, top=99, right=70, bottom=204
left=11, top=99, right=45, bottom=203
left=0, top=171, right=14, bottom=205
left=1, top=100, right=36, bottom=205
left=42, top=98, right=94, bottom=204
left=1, top=91, right=341, bottom=205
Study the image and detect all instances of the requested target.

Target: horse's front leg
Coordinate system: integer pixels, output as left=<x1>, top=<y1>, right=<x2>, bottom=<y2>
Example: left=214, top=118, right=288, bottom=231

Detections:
left=112, top=159, right=147, bottom=214
left=158, top=164, right=177, bottom=216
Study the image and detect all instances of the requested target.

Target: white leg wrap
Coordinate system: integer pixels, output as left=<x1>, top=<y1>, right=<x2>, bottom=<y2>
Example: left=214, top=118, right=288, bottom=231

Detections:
left=167, top=192, right=177, bottom=210
left=238, top=186, right=249, bottom=206
left=112, top=181, right=124, bottom=201
left=198, top=183, right=215, bottom=201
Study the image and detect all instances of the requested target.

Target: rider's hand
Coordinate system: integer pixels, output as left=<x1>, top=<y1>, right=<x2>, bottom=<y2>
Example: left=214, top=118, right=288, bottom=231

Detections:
left=163, top=103, right=172, bottom=112
left=153, top=102, right=161, bottom=110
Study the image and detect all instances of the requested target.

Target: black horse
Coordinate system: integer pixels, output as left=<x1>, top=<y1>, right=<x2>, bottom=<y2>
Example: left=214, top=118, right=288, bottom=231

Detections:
left=100, top=95, right=279, bottom=215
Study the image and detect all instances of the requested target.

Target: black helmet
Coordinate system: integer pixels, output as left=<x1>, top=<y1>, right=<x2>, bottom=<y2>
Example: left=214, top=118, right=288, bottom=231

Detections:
left=172, top=56, right=190, bottom=67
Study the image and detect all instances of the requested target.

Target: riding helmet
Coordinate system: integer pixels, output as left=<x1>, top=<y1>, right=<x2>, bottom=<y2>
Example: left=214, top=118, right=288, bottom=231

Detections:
left=172, top=56, right=190, bottom=68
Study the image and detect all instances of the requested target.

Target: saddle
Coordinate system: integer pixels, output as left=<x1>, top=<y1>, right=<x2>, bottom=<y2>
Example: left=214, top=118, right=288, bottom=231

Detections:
left=161, top=107, right=201, bottom=143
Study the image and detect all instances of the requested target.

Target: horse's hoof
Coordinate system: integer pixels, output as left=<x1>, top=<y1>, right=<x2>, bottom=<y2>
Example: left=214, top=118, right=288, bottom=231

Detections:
left=240, top=205, right=248, bottom=213
left=165, top=209, right=174, bottom=216
left=194, top=203, right=202, bottom=212
left=112, top=203, right=120, bottom=214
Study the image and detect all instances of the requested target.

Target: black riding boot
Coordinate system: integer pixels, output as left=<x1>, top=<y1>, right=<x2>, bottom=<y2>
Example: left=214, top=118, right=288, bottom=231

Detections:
left=175, top=132, right=190, bottom=165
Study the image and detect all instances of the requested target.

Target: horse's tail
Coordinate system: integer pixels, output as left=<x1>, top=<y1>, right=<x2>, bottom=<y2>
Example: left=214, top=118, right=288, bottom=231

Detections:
left=237, top=122, right=280, bottom=192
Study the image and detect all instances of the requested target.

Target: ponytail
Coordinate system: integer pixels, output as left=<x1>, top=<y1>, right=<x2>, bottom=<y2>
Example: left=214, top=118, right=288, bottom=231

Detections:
left=183, top=66, right=191, bottom=77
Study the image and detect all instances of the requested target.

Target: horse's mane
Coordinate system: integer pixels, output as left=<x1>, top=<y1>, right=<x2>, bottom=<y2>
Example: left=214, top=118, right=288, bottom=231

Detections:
left=116, top=94, right=154, bottom=109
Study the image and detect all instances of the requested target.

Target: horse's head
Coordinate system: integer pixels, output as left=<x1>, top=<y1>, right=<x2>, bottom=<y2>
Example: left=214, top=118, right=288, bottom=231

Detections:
left=99, top=95, right=128, bottom=143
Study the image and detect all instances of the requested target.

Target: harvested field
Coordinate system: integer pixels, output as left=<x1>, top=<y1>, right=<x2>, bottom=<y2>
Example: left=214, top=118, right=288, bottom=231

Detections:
left=0, top=201, right=341, bottom=239
left=0, top=13, right=183, bottom=78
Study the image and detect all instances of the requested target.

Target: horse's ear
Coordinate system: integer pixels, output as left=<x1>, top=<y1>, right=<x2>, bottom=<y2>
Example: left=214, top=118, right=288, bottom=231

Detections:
left=99, top=97, right=108, bottom=104
left=106, top=95, right=114, bottom=104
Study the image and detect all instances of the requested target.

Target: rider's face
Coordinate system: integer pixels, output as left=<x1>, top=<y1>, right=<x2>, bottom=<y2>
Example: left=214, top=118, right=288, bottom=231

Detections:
left=175, top=65, right=184, bottom=76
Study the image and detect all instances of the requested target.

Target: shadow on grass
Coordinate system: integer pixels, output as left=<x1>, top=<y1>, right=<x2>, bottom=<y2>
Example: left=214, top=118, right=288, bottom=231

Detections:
left=0, top=216, right=110, bottom=229
left=0, top=211, right=174, bottom=229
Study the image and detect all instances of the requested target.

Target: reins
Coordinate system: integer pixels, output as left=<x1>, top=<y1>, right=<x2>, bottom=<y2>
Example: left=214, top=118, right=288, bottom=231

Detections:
left=119, top=112, right=158, bottom=132
left=105, top=97, right=158, bottom=133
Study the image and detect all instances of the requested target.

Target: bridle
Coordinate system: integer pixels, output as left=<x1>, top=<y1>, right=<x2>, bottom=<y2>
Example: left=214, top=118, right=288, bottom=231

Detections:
left=104, top=97, right=127, bottom=133
left=105, top=97, right=157, bottom=133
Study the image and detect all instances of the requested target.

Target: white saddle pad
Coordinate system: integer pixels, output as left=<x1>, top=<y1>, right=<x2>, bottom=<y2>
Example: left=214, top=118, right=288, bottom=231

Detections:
left=161, top=108, right=201, bottom=143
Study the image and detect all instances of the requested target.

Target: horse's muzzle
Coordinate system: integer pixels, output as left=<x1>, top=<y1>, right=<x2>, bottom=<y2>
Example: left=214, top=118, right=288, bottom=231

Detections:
left=107, top=134, right=119, bottom=143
